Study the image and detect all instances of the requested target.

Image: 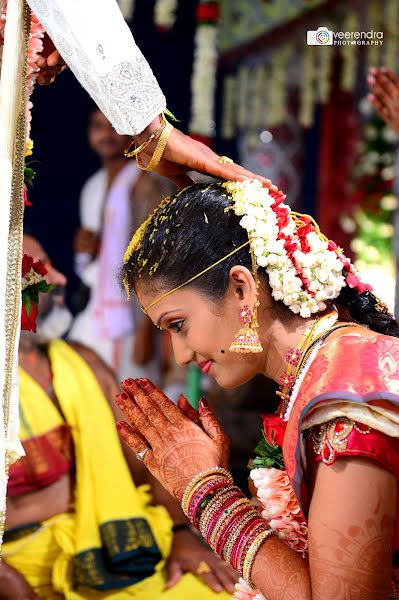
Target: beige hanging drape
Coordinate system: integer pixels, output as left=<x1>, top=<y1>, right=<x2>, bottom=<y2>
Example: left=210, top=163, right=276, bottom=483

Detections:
left=0, top=0, right=29, bottom=549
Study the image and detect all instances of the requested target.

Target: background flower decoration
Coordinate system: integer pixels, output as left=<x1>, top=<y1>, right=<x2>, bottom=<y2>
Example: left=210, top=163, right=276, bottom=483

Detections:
left=188, top=0, right=220, bottom=145
left=21, top=255, right=54, bottom=332
left=341, top=98, right=398, bottom=310
left=154, top=0, right=178, bottom=31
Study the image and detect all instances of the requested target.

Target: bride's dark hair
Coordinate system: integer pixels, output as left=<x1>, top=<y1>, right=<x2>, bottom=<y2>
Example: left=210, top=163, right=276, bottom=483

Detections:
left=123, top=182, right=399, bottom=338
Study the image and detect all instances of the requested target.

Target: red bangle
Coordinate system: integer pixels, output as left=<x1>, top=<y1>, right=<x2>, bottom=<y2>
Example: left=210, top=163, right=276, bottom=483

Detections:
left=236, top=520, right=267, bottom=575
left=205, top=491, right=244, bottom=545
left=231, top=518, right=260, bottom=570
left=188, top=478, right=231, bottom=528
left=215, top=507, right=252, bottom=556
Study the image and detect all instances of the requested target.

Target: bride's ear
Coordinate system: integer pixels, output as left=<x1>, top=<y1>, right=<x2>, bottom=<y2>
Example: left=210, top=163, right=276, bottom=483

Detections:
left=226, top=266, right=257, bottom=306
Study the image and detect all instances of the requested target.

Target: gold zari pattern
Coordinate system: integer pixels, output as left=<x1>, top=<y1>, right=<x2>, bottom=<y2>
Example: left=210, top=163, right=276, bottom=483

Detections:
left=309, top=417, right=371, bottom=465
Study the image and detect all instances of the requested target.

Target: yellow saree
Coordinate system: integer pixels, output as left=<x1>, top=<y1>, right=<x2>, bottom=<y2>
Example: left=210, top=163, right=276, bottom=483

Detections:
left=3, top=340, right=228, bottom=599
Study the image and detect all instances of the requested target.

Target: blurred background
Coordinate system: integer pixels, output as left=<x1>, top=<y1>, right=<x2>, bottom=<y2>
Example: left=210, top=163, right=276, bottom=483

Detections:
left=25, top=0, right=399, bottom=484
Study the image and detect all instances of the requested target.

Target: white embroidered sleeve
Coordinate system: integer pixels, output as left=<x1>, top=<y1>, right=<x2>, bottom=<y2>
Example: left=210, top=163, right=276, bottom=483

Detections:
left=26, top=0, right=166, bottom=135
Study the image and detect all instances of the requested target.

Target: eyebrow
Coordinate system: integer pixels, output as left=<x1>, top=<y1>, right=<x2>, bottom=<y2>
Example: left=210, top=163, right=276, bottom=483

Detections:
left=156, top=309, right=182, bottom=328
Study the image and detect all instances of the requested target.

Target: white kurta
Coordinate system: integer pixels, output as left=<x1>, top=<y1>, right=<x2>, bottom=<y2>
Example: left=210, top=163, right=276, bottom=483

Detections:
left=26, top=0, right=166, bottom=135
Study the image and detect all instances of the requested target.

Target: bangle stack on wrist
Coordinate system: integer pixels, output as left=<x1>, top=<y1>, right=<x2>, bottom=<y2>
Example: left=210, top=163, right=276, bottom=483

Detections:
left=181, top=467, right=274, bottom=588
left=124, top=112, right=173, bottom=171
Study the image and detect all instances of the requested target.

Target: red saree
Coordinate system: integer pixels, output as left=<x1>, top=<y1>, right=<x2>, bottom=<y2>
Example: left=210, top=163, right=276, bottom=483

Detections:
left=283, top=331, right=399, bottom=517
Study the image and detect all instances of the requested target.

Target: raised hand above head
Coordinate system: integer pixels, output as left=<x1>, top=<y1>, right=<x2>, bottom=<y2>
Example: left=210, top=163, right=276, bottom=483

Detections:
left=115, top=378, right=230, bottom=501
left=131, top=116, right=280, bottom=190
left=36, top=32, right=67, bottom=85
left=368, top=66, right=399, bottom=133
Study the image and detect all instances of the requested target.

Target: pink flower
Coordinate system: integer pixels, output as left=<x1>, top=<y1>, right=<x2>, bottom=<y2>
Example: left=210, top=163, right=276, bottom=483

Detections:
left=1, top=2, right=44, bottom=140
left=25, top=11, right=45, bottom=139
left=250, top=467, right=308, bottom=557
left=233, top=578, right=265, bottom=600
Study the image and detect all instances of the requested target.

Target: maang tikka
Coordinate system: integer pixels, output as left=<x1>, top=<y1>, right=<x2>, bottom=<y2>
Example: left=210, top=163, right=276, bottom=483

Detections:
left=229, top=245, right=263, bottom=354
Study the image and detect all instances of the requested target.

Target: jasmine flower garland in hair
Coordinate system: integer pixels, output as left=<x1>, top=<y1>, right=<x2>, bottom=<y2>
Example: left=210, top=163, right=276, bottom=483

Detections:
left=223, top=179, right=372, bottom=318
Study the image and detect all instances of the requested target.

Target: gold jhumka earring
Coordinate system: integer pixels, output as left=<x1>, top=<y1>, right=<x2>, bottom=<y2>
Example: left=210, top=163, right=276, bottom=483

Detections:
left=229, top=245, right=263, bottom=354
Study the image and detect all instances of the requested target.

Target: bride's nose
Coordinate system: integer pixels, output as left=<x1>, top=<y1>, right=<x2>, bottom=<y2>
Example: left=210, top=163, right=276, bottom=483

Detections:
left=171, top=336, right=195, bottom=367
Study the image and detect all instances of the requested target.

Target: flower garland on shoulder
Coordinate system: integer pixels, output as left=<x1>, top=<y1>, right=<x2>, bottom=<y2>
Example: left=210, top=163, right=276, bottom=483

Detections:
left=21, top=255, right=54, bottom=332
left=233, top=418, right=307, bottom=600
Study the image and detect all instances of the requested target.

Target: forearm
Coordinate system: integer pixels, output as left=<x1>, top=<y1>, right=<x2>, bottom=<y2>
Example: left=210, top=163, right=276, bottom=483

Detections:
left=250, top=535, right=311, bottom=600
left=26, top=0, right=166, bottom=135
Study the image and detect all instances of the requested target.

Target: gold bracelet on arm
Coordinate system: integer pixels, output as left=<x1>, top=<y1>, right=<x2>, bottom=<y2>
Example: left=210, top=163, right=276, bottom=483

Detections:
left=124, top=114, right=166, bottom=158
left=136, top=120, right=173, bottom=172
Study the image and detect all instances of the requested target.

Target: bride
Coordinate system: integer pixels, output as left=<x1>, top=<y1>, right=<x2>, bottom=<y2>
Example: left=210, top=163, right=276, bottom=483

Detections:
left=116, top=179, right=399, bottom=600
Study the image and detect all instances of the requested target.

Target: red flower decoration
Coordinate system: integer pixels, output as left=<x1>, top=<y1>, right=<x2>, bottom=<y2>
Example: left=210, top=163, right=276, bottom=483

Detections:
left=22, top=254, right=48, bottom=277
left=262, top=414, right=287, bottom=448
left=197, top=2, right=219, bottom=21
left=345, top=271, right=373, bottom=293
left=23, top=185, right=32, bottom=207
left=21, top=302, right=37, bottom=333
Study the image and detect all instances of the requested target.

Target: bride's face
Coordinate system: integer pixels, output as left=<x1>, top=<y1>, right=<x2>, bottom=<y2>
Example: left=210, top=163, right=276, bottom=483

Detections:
left=137, top=284, right=265, bottom=389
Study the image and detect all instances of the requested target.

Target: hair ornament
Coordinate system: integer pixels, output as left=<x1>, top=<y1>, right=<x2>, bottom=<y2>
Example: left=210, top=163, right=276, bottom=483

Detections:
left=223, top=179, right=376, bottom=318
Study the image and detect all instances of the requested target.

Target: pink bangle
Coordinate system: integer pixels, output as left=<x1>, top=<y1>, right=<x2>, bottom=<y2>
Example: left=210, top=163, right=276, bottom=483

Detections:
left=236, top=521, right=268, bottom=576
left=215, top=506, right=252, bottom=557
left=234, top=520, right=266, bottom=574
left=188, top=478, right=231, bottom=527
left=205, top=491, right=244, bottom=545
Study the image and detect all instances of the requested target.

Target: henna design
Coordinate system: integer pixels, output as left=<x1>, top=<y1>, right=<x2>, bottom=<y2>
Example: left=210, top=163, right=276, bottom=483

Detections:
left=138, top=378, right=186, bottom=424
left=251, top=536, right=311, bottom=600
left=116, top=382, right=229, bottom=499
left=309, top=515, right=394, bottom=600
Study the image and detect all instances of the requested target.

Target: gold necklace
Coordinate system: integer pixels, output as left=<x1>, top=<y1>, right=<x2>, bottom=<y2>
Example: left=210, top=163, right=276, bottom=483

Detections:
left=277, top=310, right=339, bottom=416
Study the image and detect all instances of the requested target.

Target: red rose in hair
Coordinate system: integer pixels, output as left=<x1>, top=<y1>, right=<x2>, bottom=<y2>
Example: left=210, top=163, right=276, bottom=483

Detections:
left=262, top=414, right=287, bottom=448
left=21, top=302, right=37, bottom=333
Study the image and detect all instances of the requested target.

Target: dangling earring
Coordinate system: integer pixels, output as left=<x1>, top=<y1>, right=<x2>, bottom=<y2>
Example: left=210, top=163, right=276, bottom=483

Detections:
left=229, top=238, right=263, bottom=354
left=229, top=304, right=263, bottom=354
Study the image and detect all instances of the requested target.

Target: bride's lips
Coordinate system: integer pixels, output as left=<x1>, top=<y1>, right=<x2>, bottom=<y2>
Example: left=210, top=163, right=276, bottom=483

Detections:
left=198, top=360, right=213, bottom=374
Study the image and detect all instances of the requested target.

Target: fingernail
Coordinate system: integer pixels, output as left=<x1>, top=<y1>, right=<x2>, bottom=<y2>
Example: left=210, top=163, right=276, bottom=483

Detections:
left=116, top=423, right=123, bottom=431
left=120, top=392, right=129, bottom=400
left=137, top=378, right=154, bottom=391
left=123, top=379, right=140, bottom=393
left=199, top=397, right=208, bottom=411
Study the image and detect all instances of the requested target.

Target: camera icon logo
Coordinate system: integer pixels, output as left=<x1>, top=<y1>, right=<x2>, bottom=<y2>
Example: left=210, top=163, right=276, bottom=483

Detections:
left=307, top=26, right=333, bottom=45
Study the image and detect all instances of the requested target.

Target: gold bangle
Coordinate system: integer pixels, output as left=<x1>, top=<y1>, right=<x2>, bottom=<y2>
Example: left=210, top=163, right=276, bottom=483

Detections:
left=222, top=509, right=260, bottom=564
left=124, top=115, right=165, bottom=158
left=208, top=497, right=249, bottom=549
left=136, top=120, right=173, bottom=171
left=199, top=486, right=238, bottom=538
left=181, top=467, right=233, bottom=516
left=243, top=528, right=274, bottom=588
left=184, top=474, right=227, bottom=518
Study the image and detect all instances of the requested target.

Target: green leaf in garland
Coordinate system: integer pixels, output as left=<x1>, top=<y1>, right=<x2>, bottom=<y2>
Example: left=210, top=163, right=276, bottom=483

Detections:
left=24, top=294, right=32, bottom=317
left=252, top=430, right=284, bottom=470
left=24, top=166, right=36, bottom=188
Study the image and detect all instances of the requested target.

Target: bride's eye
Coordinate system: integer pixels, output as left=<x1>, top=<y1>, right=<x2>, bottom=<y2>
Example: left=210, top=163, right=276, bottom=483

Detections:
left=169, top=320, right=184, bottom=333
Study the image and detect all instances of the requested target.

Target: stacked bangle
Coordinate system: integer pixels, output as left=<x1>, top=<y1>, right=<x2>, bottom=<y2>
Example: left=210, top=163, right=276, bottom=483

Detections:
left=123, top=111, right=174, bottom=172
left=124, top=115, right=166, bottom=157
left=181, top=468, right=274, bottom=588
left=181, top=467, right=232, bottom=516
